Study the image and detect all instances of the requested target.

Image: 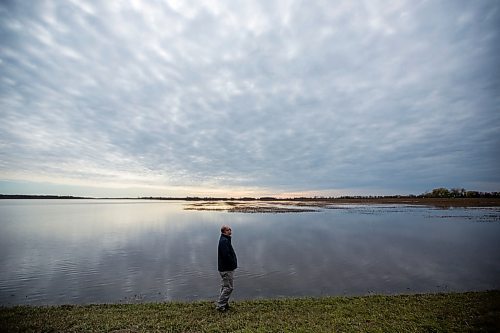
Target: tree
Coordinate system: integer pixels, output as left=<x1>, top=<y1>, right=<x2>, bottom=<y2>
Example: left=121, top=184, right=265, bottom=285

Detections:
left=431, top=188, right=450, bottom=198
left=450, top=188, right=466, bottom=198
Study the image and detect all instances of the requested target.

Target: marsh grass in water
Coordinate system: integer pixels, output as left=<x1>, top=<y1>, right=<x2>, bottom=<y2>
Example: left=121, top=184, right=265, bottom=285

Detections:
left=183, top=198, right=500, bottom=214
left=1, top=291, right=498, bottom=332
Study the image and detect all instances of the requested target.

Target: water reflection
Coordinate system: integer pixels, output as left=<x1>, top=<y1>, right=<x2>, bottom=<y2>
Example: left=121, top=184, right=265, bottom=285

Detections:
left=0, top=200, right=499, bottom=305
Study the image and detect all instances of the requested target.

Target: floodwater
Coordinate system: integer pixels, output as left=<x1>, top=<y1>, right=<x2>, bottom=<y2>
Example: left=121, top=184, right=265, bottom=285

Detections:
left=0, top=199, right=499, bottom=305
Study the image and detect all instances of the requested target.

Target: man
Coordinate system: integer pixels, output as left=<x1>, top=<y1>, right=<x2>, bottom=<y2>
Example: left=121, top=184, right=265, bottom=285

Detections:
left=216, top=224, right=237, bottom=311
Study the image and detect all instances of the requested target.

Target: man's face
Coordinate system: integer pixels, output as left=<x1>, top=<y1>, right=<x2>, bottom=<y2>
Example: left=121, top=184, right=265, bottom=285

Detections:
left=224, top=227, right=232, bottom=236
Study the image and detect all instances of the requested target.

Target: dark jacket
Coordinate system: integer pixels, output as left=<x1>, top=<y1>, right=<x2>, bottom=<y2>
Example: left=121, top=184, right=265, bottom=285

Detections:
left=218, top=234, right=237, bottom=272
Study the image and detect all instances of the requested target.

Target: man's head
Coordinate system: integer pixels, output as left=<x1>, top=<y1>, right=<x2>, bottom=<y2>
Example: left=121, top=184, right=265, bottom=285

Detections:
left=221, top=225, right=232, bottom=236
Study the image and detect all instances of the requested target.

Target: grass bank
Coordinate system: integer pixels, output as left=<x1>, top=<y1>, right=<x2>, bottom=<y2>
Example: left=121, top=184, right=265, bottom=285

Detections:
left=1, top=291, right=499, bottom=332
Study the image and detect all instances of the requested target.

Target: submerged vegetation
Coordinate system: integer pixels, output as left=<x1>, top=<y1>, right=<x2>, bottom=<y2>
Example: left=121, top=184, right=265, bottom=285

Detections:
left=184, top=201, right=318, bottom=213
left=184, top=196, right=500, bottom=213
left=1, top=291, right=498, bottom=332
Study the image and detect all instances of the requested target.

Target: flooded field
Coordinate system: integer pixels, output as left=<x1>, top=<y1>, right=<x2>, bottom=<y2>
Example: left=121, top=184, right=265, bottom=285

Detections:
left=1, top=199, right=499, bottom=305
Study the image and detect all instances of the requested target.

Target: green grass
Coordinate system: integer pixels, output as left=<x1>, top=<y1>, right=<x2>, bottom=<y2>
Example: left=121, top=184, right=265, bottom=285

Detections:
left=1, top=291, right=499, bottom=332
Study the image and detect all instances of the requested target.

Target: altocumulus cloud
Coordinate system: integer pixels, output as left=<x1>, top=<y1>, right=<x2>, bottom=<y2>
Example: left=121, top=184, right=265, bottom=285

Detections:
left=0, top=0, right=499, bottom=197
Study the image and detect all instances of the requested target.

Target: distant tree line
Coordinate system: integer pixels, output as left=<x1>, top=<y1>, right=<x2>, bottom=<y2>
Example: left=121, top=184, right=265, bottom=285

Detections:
left=0, top=194, right=89, bottom=199
left=420, top=188, right=500, bottom=198
left=2, top=189, right=499, bottom=200
left=143, top=190, right=500, bottom=200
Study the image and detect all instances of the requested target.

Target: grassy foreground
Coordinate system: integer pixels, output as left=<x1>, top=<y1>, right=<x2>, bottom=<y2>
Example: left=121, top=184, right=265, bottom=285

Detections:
left=1, top=291, right=499, bottom=332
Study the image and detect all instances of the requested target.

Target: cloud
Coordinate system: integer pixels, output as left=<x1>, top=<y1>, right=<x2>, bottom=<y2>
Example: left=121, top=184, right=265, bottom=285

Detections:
left=0, top=0, right=499, bottom=196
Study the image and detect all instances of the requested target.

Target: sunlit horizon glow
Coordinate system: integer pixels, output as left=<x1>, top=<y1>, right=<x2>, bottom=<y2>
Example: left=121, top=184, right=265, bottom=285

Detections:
left=1, top=1, right=499, bottom=198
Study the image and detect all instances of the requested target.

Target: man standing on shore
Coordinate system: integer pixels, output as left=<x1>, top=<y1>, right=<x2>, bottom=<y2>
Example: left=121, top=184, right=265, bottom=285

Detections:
left=216, top=224, right=237, bottom=311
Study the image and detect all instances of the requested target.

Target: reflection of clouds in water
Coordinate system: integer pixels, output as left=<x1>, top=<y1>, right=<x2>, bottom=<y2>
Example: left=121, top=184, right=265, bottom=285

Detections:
left=1, top=201, right=500, bottom=305
left=33, top=220, right=221, bottom=304
left=235, top=211, right=500, bottom=298
left=0, top=201, right=221, bottom=304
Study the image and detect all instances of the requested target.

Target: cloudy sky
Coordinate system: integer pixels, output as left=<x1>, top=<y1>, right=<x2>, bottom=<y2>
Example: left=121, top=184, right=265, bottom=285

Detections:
left=0, top=0, right=499, bottom=197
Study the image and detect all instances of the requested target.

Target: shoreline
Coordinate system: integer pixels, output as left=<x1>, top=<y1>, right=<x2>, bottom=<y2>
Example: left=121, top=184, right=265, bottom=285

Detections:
left=1, top=291, right=498, bottom=332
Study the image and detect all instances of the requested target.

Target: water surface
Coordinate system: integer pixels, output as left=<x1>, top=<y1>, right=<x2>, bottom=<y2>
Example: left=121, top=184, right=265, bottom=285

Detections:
left=0, top=199, right=499, bottom=305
